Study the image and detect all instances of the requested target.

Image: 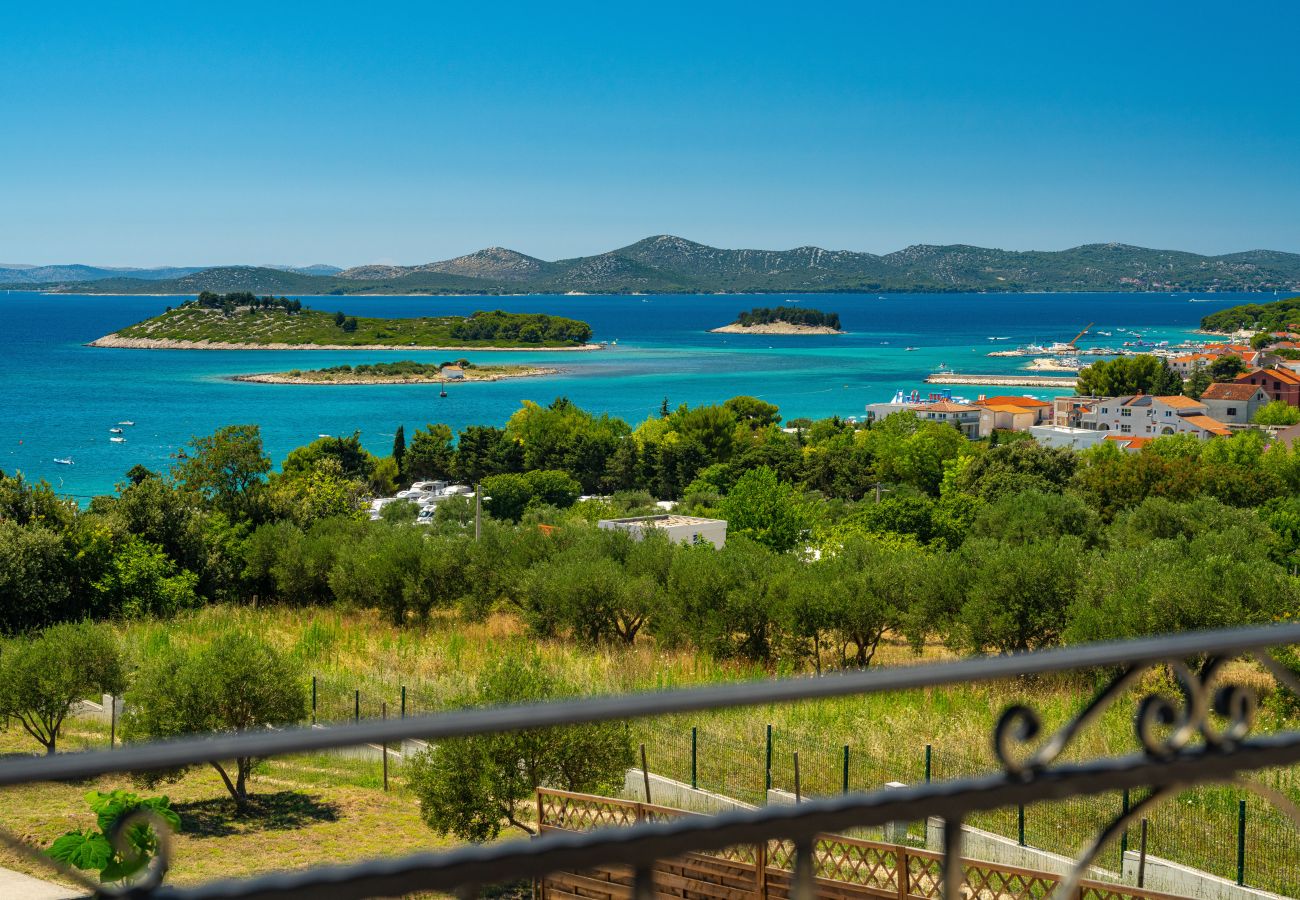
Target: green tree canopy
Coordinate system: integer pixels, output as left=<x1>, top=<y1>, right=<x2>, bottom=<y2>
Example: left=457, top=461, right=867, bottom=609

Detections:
left=719, top=466, right=810, bottom=553
left=405, top=652, right=631, bottom=841
left=124, top=631, right=307, bottom=806
left=0, top=622, right=125, bottom=754
left=1255, top=400, right=1300, bottom=426
left=1075, top=355, right=1183, bottom=397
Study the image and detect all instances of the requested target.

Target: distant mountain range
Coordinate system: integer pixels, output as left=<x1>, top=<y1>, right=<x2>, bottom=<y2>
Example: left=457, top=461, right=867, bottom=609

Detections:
left=5, top=237, right=1299, bottom=295
left=0, top=263, right=341, bottom=284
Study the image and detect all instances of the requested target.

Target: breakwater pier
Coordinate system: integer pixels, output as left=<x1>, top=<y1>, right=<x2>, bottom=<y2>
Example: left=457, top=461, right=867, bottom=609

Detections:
left=924, top=373, right=1078, bottom=388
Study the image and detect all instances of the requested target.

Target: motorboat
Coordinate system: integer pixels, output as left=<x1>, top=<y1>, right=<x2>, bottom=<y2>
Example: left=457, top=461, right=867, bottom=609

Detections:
left=53, top=457, right=74, bottom=465
left=110, top=436, right=126, bottom=443
left=109, top=427, right=123, bottom=434
left=904, top=346, right=918, bottom=352
left=118, top=420, right=135, bottom=426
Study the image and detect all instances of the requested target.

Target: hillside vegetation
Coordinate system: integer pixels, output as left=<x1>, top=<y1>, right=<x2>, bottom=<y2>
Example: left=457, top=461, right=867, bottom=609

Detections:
left=1200, top=295, right=1300, bottom=333
left=14, top=236, right=1300, bottom=295
left=100, top=296, right=593, bottom=348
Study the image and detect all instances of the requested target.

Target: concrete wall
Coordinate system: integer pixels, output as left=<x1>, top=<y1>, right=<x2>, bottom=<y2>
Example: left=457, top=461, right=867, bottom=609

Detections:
left=622, top=769, right=753, bottom=814
left=1120, top=851, right=1291, bottom=900
left=925, top=818, right=1115, bottom=881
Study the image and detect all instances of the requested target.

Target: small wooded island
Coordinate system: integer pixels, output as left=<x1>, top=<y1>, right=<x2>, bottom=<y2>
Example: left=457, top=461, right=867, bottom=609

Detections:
left=89, top=292, right=598, bottom=350
left=233, top=359, right=557, bottom=385
left=709, top=306, right=844, bottom=335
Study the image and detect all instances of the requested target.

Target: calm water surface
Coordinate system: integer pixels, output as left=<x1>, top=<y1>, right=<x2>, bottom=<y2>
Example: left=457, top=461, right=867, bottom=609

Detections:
left=0, top=291, right=1255, bottom=498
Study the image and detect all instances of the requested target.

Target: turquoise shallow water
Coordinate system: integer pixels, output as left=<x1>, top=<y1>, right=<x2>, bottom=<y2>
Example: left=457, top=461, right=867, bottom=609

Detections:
left=0, top=291, right=1258, bottom=499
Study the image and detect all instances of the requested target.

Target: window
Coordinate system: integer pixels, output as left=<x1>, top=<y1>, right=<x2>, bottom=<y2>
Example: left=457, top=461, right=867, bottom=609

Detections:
left=1101, top=407, right=1109, bottom=414
left=1120, top=423, right=1132, bottom=433
left=1121, top=408, right=1132, bottom=417
left=1164, top=411, right=1173, bottom=417
left=1227, top=407, right=1238, bottom=416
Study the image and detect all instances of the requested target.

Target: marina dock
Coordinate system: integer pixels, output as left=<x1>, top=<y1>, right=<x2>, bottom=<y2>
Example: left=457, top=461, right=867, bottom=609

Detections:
left=925, top=373, right=1078, bottom=388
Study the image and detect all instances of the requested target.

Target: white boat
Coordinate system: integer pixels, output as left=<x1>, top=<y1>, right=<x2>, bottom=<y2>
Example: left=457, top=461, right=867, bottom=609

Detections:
left=110, top=436, right=126, bottom=443
left=53, top=457, right=74, bottom=465
left=109, top=427, right=123, bottom=434
left=1096, top=331, right=1112, bottom=336
left=118, top=420, right=135, bottom=426
left=904, top=346, right=918, bottom=352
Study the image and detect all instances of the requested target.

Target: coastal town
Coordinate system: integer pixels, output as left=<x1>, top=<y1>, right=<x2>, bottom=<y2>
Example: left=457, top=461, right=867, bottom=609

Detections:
left=868, top=327, right=1300, bottom=453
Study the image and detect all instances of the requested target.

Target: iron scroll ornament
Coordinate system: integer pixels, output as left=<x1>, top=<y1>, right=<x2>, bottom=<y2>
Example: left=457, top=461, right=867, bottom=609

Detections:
left=992, top=650, right=1300, bottom=898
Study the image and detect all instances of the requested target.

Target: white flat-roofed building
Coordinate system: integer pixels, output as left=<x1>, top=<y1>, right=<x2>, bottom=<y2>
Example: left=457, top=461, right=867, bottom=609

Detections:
left=1030, top=424, right=1109, bottom=450
left=598, top=514, right=728, bottom=548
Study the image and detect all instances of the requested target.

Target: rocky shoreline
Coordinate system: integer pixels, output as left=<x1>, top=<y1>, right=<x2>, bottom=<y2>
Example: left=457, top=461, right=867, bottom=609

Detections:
left=87, top=334, right=603, bottom=351
left=232, top=366, right=558, bottom=385
left=708, top=323, right=845, bottom=335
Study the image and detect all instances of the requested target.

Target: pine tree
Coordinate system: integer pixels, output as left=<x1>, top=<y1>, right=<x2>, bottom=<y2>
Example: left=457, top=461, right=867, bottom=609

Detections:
left=392, top=425, right=406, bottom=472
left=660, top=397, right=670, bottom=418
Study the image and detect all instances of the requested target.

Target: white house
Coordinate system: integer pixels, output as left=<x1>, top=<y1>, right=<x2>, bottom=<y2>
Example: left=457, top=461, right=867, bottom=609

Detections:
left=1077, top=395, right=1231, bottom=439
left=598, top=515, right=728, bottom=548
left=1198, top=382, right=1268, bottom=426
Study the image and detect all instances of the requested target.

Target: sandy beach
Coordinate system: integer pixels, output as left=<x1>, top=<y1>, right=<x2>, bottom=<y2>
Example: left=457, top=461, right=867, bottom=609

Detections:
left=708, top=323, right=845, bottom=335
left=232, top=366, right=558, bottom=385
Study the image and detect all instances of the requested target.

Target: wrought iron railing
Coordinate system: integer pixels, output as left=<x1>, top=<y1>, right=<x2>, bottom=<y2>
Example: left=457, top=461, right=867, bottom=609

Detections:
left=3, top=623, right=1300, bottom=899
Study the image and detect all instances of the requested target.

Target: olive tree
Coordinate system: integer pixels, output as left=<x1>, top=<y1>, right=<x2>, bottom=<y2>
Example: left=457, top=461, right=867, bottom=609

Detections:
left=123, top=631, right=306, bottom=807
left=406, top=652, right=632, bottom=841
left=0, top=622, right=125, bottom=754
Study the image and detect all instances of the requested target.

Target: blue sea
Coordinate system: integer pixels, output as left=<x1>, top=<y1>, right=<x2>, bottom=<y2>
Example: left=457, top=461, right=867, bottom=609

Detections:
left=0, top=291, right=1257, bottom=500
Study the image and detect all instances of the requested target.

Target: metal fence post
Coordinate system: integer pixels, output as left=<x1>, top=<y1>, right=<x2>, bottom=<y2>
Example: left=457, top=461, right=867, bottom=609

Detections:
left=381, top=701, right=389, bottom=792
left=1017, top=804, right=1025, bottom=847
left=311, top=676, right=317, bottom=724
left=924, top=744, right=932, bottom=784
left=1120, top=789, right=1129, bottom=856
left=690, top=726, right=698, bottom=790
left=793, top=751, right=801, bottom=804
left=1237, top=798, right=1246, bottom=886
left=401, top=685, right=407, bottom=719
left=640, top=743, right=652, bottom=804
left=1137, top=818, right=1149, bottom=888
left=842, top=744, right=850, bottom=795
left=765, top=724, right=773, bottom=792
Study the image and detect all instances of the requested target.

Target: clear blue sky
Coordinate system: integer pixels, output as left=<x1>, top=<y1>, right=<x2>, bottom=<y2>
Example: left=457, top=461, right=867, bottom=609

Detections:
left=3, top=1, right=1297, bottom=266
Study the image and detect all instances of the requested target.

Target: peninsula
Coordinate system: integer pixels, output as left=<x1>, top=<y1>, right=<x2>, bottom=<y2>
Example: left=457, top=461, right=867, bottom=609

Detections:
left=1200, top=294, right=1300, bottom=335
left=233, top=359, right=556, bottom=385
left=710, top=306, right=844, bottom=335
left=89, top=293, right=598, bottom=350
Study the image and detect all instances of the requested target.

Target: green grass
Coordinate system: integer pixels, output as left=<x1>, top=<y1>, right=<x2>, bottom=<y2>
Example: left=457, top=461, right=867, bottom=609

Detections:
left=112, top=306, right=589, bottom=348
left=4, top=606, right=1299, bottom=894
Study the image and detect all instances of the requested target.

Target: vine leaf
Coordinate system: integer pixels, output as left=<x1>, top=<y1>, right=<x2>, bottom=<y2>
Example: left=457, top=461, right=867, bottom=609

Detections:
left=48, top=830, right=113, bottom=873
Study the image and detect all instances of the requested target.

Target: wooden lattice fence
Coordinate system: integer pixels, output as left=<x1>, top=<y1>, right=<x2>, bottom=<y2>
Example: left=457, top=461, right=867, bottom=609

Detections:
left=536, top=789, right=1189, bottom=900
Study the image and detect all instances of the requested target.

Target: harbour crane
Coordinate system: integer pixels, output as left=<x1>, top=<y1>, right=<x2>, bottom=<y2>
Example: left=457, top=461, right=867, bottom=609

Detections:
left=1068, top=322, right=1094, bottom=349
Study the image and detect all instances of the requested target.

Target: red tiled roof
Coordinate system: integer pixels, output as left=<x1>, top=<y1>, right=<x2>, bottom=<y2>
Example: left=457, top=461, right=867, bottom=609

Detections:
left=1239, top=367, right=1300, bottom=386
left=1181, top=415, right=1233, bottom=437
left=1200, top=382, right=1262, bottom=401
left=1154, top=395, right=1205, bottom=410
left=981, top=395, right=1050, bottom=407
left=1104, top=435, right=1154, bottom=450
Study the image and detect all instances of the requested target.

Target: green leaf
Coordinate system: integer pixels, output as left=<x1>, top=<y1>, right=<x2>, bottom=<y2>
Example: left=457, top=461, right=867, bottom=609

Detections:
left=99, top=854, right=148, bottom=884
left=47, top=830, right=113, bottom=872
